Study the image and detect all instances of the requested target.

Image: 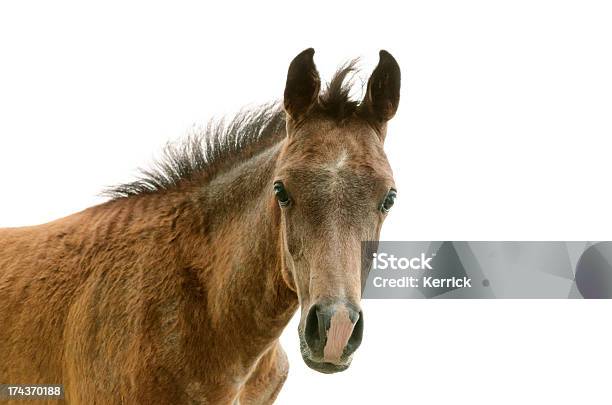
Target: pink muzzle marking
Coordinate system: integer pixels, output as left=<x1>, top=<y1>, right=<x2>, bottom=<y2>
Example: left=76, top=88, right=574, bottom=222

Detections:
left=323, top=308, right=355, bottom=363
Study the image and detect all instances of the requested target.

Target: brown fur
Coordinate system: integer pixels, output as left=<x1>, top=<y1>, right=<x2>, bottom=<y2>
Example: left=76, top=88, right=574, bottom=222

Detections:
left=0, top=49, right=400, bottom=404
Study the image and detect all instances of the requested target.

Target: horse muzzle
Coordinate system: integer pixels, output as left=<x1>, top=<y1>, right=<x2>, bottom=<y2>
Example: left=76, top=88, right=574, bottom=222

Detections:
left=300, top=301, right=363, bottom=373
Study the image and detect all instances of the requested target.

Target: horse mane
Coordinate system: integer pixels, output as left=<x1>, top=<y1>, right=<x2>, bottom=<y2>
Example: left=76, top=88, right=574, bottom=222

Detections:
left=103, top=59, right=361, bottom=200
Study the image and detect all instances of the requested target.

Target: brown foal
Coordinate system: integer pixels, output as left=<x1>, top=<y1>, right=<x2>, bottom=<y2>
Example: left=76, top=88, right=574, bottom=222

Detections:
left=0, top=48, right=400, bottom=404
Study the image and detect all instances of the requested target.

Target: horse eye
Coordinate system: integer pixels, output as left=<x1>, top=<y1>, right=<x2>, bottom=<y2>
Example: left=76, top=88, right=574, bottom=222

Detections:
left=273, top=181, right=290, bottom=207
left=381, top=188, right=397, bottom=213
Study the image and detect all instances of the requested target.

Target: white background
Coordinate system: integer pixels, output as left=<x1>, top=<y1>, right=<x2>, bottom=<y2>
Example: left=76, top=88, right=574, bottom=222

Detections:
left=1, top=1, right=612, bottom=404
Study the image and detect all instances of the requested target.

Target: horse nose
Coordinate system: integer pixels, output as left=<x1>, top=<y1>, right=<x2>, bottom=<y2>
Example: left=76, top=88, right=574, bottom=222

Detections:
left=304, top=302, right=363, bottom=363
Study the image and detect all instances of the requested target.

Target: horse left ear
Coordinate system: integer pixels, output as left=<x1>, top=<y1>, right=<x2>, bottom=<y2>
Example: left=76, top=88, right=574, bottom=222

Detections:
left=360, top=50, right=401, bottom=132
left=284, top=48, right=321, bottom=122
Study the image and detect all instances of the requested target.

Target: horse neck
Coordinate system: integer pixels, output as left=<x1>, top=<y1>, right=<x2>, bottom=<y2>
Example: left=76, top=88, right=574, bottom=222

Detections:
left=177, top=141, right=298, bottom=350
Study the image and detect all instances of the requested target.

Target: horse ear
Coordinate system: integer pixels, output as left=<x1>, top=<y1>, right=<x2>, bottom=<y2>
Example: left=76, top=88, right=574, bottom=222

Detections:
left=361, top=50, right=401, bottom=129
left=284, top=48, right=320, bottom=122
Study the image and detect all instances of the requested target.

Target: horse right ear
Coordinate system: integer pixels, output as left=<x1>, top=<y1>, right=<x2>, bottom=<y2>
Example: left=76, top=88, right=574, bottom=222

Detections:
left=284, top=48, right=320, bottom=122
left=360, top=50, right=401, bottom=131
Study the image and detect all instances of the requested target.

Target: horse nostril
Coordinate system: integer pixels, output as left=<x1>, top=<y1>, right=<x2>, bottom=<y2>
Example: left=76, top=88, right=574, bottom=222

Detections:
left=304, top=305, right=323, bottom=353
left=347, top=310, right=364, bottom=353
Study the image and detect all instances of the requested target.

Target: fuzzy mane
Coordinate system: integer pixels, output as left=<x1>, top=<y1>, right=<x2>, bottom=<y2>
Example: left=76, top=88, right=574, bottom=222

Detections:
left=104, top=60, right=360, bottom=199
